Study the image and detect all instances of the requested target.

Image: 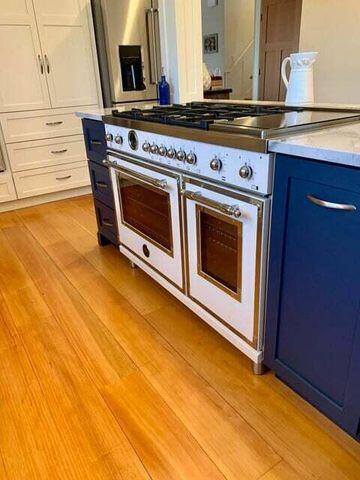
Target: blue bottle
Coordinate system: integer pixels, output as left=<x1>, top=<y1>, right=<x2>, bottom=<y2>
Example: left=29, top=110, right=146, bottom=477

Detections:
left=158, top=70, right=170, bottom=105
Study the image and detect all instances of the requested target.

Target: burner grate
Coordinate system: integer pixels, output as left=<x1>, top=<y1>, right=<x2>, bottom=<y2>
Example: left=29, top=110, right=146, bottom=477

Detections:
left=112, top=102, right=304, bottom=130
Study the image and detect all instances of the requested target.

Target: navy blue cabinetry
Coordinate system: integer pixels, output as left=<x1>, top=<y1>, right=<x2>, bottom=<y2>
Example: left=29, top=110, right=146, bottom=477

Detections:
left=265, top=154, right=360, bottom=440
left=81, top=118, right=118, bottom=246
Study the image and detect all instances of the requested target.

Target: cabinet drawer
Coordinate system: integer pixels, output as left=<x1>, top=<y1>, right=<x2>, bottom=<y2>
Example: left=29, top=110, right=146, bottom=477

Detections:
left=88, top=160, right=114, bottom=208
left=2, top=113, right=82, bottom=143
left=82, top=119, right=106, bottom=164
left=93, top=199, right=118, bottom=245
left=8, top=136, right=86, bottom=172
left=0, top=173, right=17, bottom=203
left=13, top=162, right=90, bottom=199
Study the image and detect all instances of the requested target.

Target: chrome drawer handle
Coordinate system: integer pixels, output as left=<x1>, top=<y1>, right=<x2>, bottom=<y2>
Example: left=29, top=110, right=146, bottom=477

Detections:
left=46, top=121, right=63, bottom=126
left=90, top=140, right=102, bottom=145
left=95, top=181, right=108, bottom=189
left=102, top=219, right=113, bottom=227
left=307, top=194, right=356, bottom=211
left=51, top=149, right=68, bottom=154
left=56, top=175, right=72, bottom=181
left=181, top=190, right=242, bottom=218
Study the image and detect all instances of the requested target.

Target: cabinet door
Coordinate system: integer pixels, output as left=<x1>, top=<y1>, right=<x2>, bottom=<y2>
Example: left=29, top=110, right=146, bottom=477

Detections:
left=0, top=0, right=51, bottom=112
left=33, top=0, right=98, bottom=108
left=265, top=155, right=360, bottom=439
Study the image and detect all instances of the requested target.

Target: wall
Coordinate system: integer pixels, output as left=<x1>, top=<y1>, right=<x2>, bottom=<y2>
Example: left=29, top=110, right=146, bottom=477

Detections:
left=223, top=0, right=255, bottom=98
left=299, top=0, right=360, bottom=103
left=201, top=0, right=224, bottom=74
left=159, top=0, right=203, bottom=103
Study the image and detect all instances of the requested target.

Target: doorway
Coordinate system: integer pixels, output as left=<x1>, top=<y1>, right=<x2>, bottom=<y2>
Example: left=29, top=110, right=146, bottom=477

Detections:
left=258, top=0, right=302, bottom=101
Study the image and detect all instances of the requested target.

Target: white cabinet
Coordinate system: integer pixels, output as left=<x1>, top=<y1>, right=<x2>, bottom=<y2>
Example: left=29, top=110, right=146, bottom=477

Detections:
left=0, top=0, right=51, bottom=112
left=0, top=174, right=17, bottom=203
left=0, top=0, right=98, bottom=112
left=33, top=0, right=98, bottom=108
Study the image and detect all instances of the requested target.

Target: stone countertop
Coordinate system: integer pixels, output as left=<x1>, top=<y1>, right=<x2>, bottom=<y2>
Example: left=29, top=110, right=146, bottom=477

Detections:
left=268, top=122, right=360, bottom=168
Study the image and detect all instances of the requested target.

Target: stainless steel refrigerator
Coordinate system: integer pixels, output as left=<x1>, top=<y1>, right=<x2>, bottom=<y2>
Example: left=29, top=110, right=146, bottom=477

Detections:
left=91, top=0, right=161, bottom=106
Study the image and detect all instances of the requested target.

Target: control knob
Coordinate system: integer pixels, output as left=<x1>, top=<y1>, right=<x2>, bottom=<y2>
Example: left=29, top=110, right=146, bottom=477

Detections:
left=167, top=148, right=176, bottom=159
left=186, top=152, right=197, bottom=165
left=150, top=143, right=159, bottom=154
left=114, top=135, right=123, bottom=144
left=105, top=133, right=113, bottom=142
left=176, top=150, right=186, bottom=162
left=142, top=141, right=150, bottom=152
left=239, top=165, right=253, bottom=179
left=210, top=157, right=222, bottom=171
left=158, top=145, right=167, bottom=157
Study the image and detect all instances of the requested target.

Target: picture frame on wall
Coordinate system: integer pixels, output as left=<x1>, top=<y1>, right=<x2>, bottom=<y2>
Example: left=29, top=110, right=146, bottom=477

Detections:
left=203, top=33, right=218, bottom=54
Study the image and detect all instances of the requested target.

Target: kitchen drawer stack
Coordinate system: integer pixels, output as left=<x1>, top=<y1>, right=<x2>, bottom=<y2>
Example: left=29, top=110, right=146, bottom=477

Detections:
left=0, top=0, right=100, bottom=208
left=83, top=119, right=118, bottom=246
left=1, top=111, right=90, bottom=199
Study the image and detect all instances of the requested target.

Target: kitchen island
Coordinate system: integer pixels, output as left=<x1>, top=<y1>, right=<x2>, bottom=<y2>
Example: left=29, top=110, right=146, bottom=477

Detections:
left=266, top=122, right=360, bottom=441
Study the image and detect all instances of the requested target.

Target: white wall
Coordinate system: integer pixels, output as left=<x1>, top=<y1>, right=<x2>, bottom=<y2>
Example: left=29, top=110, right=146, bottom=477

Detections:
left=201, top=0, right=224, bottom=74
left=299, top=0, right=360, bottom=103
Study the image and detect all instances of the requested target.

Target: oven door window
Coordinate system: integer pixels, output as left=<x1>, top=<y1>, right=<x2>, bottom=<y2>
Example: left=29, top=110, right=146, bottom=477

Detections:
left=118, top=175, right=173, bottom=254
left=197, top=206, right=242, bottom=299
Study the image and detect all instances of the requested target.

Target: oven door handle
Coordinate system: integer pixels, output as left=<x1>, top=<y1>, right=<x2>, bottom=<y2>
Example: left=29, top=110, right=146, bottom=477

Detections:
left=181, top=190, right=242, bottom=218
left=107, top=158, right=168, bottom=190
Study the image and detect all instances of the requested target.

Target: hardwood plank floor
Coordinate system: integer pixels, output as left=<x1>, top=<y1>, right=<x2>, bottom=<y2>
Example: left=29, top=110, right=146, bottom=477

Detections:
left=0, top=194, right=359, bottom=480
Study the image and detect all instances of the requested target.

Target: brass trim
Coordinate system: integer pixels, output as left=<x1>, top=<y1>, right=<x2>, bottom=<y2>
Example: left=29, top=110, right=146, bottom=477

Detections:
left=196, top=205, right=243, bottom=301
left=182, top=177, right=265, bottom=347
left=116, top=172, right=174, bottom=257
left=121, top=244, right=185, bottom=293
left=108, top=151, right=180, bottom=180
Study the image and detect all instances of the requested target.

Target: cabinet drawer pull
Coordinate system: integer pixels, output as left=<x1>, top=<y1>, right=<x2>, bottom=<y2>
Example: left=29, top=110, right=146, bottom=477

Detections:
left=56, top=175, right=72, bottom=181
left=51, top=149, right=68, bottom=154
left=95, top=181, right=108, bottom=189
left=38, top=54, right=44, bottom=74
left=102, top=219, right=113, bottom=227
left=44, top=54, right=50, bottom=73
left=46, top=121, right=63, bottom=126
left=90, top=140, right=103, bottom=145
left=307, top=194, right=356, bottom=212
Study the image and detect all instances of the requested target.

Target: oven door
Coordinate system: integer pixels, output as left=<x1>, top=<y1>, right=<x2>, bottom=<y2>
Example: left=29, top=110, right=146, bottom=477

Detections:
left=182, top=178, right=268, bottom=345
left=109, top=153, right=183, bottom=289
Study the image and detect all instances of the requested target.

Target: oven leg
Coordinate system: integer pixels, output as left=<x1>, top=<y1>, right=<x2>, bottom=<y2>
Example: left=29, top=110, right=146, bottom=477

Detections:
left=253, top=362, right=267, bottom=375
left=130, top=261, right=138, bottom=269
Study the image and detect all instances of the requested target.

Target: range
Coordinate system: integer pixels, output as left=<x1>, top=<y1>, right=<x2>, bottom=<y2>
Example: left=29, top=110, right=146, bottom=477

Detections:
left=103, top=102, right=360, bottom=373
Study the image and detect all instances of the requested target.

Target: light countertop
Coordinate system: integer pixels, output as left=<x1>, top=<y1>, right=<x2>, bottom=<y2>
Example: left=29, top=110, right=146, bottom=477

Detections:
left=268, top=122, right=360, bottom=168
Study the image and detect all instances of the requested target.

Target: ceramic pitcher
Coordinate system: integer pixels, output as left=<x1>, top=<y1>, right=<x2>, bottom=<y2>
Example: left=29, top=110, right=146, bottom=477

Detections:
left=281, top=52, right=318, bottom=105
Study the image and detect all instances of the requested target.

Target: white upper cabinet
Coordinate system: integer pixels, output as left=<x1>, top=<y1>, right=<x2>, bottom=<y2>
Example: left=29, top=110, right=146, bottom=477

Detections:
left=32, top=0, right=98, bottom=108
left=0, top=0, right=51, bottom=112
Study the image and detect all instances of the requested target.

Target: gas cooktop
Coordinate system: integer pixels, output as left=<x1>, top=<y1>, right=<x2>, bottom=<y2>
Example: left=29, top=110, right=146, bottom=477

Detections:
left=107, top=102, right=360, bottom=153
left=112, top=102, right=303, bottom=130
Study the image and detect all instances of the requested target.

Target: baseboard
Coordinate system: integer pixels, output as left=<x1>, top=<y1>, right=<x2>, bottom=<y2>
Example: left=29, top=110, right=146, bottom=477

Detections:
left=0, top=186, right=92, bottom=213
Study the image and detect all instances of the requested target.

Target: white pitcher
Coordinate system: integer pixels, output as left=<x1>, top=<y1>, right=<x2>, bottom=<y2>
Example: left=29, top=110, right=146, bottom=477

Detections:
left=281, top=52, right=318, bottom=105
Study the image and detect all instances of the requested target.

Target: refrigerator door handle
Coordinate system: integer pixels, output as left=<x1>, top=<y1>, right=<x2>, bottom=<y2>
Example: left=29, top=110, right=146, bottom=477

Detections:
left=146, top=8, right=159, bottom=85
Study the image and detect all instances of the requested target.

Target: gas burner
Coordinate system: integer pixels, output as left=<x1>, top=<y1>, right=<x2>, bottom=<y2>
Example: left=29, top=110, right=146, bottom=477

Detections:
left=112, top=102, right=304, bottom=130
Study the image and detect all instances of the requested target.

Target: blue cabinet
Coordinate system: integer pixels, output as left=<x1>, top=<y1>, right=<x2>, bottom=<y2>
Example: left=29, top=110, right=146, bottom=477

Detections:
left=81, top=118, right=118, bottom=246
left=265, top=154, right=360, bottom=440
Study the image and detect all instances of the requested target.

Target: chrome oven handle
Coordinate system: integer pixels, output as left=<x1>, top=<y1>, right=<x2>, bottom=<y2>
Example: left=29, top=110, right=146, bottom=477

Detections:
left=307, top=194, right=356, bottom=211
left=181, top=190, right=242, bottom=218
left=107, top=158, right=167, bottom=190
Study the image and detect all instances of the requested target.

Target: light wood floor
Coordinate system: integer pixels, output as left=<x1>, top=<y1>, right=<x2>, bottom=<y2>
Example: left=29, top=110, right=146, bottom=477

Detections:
left=0, top=195, right=359, bottom=480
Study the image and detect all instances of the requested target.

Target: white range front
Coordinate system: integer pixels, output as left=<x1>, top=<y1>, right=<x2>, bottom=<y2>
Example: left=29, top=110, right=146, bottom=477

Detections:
left=105, top=122, right=273, bottom=369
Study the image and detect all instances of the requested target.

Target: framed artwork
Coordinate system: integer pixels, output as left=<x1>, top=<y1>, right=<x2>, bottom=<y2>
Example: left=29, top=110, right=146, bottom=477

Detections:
left=203, top=33, right=218, bottom=54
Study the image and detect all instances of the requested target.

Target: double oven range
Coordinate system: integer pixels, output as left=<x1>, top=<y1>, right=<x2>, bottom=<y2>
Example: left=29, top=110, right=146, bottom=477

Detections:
left=103, top=102, right=360, bottom=373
